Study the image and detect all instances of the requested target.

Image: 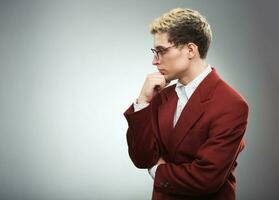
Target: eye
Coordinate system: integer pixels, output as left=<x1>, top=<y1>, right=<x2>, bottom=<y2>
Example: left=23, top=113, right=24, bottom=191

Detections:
left=157, top=48, right=166, bottom=54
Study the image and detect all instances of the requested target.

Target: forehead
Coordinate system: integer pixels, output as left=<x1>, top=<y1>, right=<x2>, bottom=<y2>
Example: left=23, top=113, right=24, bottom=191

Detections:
left=153, top=32, right=171, bottom=48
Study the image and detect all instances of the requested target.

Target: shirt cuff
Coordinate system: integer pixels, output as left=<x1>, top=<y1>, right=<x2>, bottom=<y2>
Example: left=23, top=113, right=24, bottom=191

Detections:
left=148, top=164, right=158, bottom=180
left=133, top=99, right=150, bottom=112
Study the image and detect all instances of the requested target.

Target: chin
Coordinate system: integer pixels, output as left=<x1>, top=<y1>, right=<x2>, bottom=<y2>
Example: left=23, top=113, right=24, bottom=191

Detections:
left=164, top=75, right=175, bottom=82
left=165, top=74, right=177, bottom=82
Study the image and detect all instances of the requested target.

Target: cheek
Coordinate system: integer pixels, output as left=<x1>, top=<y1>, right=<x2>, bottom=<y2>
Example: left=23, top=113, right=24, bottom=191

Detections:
left=165, top=60, right=187, bottom=80
left=162, top=52, right=188, bottom=73
left=171, top=57, right=188, bottom=71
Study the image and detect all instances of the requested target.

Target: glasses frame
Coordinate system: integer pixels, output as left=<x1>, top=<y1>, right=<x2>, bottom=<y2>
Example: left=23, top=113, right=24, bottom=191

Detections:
left=151, top=45, right=176, bottom=60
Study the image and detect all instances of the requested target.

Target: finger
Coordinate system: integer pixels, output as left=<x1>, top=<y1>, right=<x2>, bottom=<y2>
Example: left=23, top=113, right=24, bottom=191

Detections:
left=153, top=79, right=166, bottom=87
left=153, top=75, right=168, bottom=82
left=150, top=73, right=165, bottom=79
left=151, top=76, right=166, bottom=83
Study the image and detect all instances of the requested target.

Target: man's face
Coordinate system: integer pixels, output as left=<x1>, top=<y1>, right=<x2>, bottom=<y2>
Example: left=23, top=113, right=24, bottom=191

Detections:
left=152, top=32, right=190, bottom=82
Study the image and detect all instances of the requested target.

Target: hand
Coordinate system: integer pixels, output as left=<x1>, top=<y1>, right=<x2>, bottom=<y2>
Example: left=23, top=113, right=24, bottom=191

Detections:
left=147, top=157, right=167, bottom=180
left=137, top=72, right=170, bottom=104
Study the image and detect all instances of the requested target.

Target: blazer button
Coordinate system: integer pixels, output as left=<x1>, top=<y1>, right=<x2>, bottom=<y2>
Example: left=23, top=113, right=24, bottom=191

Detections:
left=160, top=181, right=170, bottom=188
left=164, top=182, right=170, bottom=187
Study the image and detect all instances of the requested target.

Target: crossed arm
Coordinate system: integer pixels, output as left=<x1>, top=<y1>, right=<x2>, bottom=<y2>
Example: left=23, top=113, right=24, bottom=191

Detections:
left=124, top=98, right=248, bottom=196
left=132, top=99, right=165, bottom=179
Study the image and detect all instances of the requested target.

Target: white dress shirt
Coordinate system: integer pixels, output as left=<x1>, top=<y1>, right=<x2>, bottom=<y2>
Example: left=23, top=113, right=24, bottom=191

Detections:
left=133, top=65, right=212, bottom=180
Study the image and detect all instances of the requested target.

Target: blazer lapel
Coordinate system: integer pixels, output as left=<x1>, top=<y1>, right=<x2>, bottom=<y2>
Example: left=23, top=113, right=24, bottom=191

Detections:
left=158, top=67, right=221, bottom=159
left=169, top=88, right=204, bottom=158
left=157, top=85, right=177, bottom=152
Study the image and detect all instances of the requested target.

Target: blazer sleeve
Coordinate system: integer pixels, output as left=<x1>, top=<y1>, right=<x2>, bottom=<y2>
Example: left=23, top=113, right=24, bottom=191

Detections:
left=123, top=99, right=161, bottom=169
left=153, top=100, right=249, bottom=196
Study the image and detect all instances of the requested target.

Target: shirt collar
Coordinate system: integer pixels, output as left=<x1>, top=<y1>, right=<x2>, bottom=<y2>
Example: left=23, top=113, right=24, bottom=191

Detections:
left=175, top=65, right=212, bottom=99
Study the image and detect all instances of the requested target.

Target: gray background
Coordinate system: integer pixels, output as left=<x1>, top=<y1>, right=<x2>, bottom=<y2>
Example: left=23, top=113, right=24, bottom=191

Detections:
left=0, top=0, right=278, bottom=199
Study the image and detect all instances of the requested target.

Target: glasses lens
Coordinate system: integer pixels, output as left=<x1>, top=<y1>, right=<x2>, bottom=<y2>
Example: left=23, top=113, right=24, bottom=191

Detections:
left=151, top=48, right=159, bottom=59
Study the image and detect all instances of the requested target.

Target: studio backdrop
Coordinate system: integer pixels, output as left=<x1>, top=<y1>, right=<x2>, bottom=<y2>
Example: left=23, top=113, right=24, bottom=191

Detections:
left=0, top=0, right=278, bottom=199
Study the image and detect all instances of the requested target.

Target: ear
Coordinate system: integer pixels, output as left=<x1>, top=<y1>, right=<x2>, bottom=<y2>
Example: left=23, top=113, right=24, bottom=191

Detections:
left=185, top=42, right=199, bottom=60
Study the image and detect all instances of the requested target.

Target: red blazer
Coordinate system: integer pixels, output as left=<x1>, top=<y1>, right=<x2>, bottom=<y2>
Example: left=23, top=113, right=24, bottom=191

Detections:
left=123, top=68, right=249, bottom=200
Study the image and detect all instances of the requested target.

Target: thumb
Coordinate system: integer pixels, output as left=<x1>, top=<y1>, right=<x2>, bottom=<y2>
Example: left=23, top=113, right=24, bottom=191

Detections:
left=155, top=80, right=171, bottom=92
left=165, top=80, right=171, bottom=86
left=159, top=80, right=171, bottom=91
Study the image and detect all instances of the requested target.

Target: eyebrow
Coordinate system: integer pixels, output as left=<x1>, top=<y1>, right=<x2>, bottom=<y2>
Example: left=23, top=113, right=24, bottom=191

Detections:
left=154, top=45, right=167, bottom=49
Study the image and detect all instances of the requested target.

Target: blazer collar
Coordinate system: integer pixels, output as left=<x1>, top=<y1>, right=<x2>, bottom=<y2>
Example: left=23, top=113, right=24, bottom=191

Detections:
left=159, top=67, right=220, bottom=104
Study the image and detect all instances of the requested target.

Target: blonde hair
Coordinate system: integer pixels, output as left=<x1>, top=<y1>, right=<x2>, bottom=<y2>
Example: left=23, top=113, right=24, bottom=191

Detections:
left=149, top=8, right=212, bottom=59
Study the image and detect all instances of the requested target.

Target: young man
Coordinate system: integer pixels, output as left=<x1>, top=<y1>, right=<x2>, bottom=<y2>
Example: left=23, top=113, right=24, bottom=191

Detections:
left=123, top=8, right=249, bottom=200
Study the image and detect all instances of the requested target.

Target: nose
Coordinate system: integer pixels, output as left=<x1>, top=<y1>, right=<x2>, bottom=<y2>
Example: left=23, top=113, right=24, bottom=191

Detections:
left=152, top=56, right=160, bottom=66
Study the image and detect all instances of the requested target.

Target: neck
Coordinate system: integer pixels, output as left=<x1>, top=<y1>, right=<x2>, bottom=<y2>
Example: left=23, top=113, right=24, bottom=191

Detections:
left=178, top=59, right=208, bottom=85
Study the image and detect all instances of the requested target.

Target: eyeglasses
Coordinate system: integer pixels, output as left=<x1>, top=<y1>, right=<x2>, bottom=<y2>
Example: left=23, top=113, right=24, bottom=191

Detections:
left=151, top=45, right=176, bottom=60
